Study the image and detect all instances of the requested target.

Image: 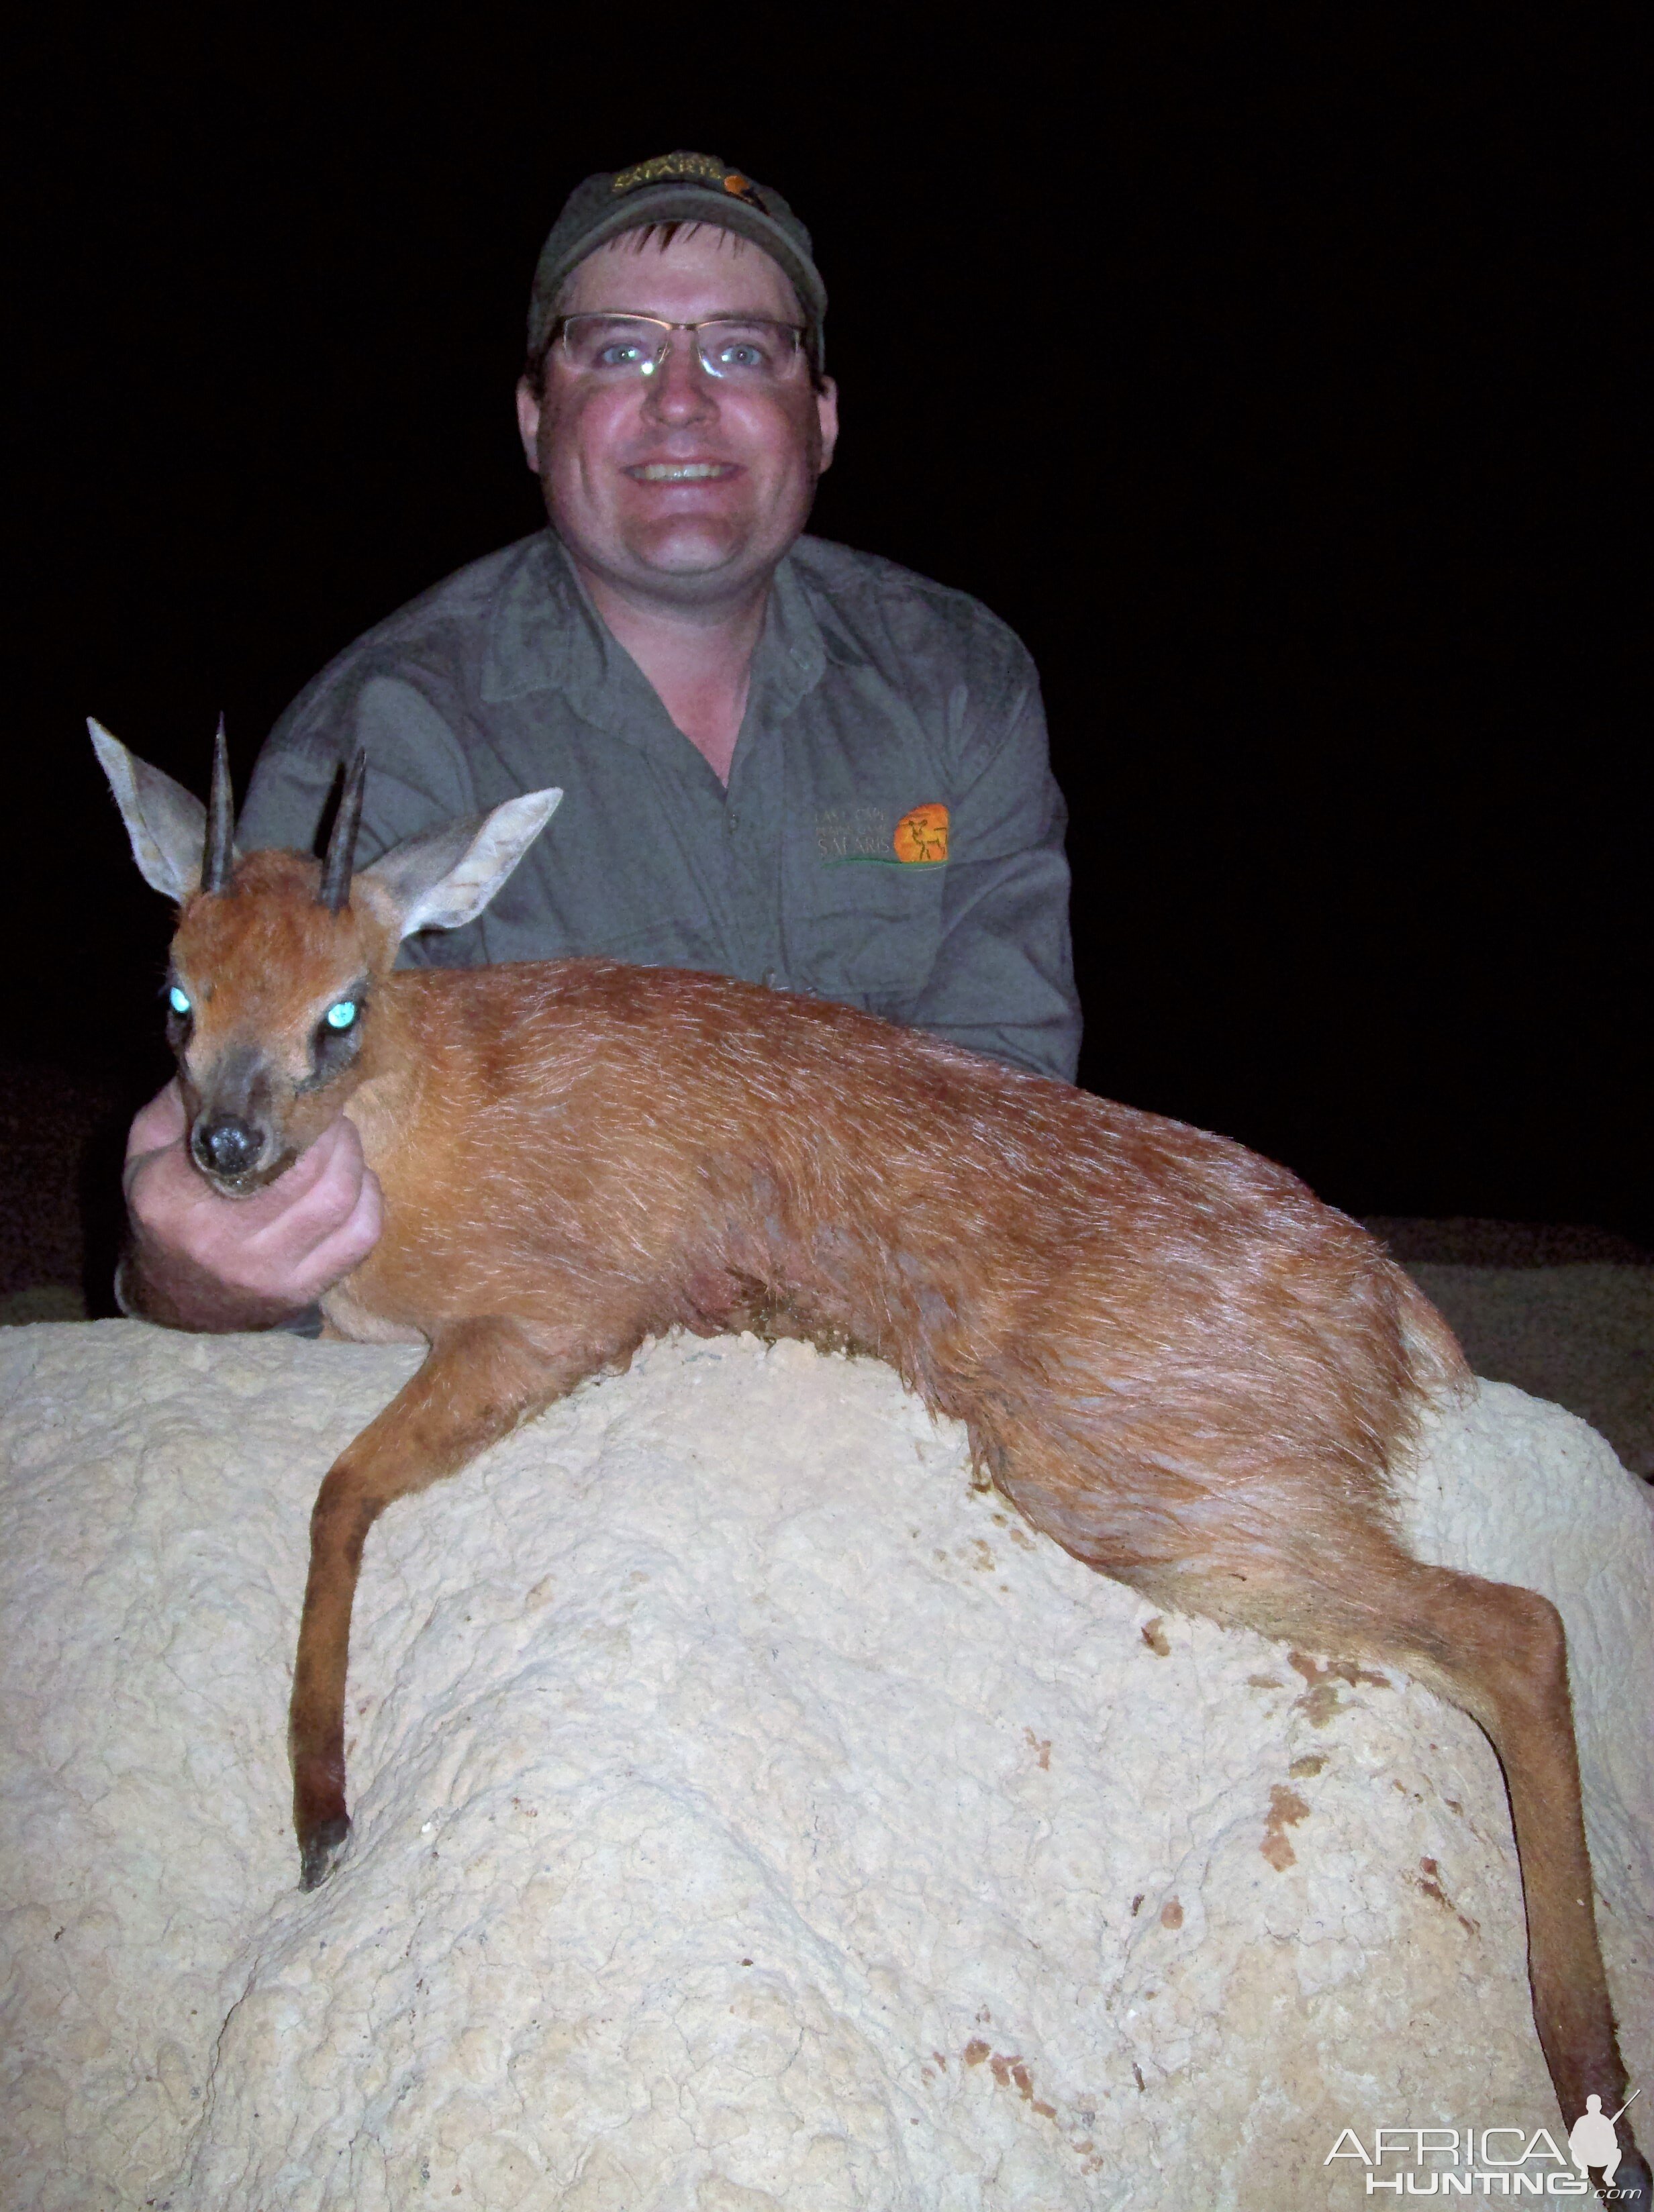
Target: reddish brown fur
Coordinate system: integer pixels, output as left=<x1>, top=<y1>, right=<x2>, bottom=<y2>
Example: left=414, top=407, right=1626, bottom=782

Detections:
left=163, top=853, right=1646, bottom=2200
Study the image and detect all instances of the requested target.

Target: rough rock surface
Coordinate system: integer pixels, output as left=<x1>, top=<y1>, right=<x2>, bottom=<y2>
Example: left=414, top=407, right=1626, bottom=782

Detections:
left=1404, top=1261, right=1654, bottom=1478
left=1, top=1320, right=1649, bottom=2211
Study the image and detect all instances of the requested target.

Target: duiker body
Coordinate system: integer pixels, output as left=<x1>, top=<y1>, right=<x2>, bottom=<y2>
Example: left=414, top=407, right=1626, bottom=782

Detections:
left=93, top=723, right=1647, bottom=2201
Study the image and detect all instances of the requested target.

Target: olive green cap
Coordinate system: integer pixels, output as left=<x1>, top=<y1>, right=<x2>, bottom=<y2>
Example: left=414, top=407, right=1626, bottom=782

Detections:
left=528, top=152, right=827, bottom=372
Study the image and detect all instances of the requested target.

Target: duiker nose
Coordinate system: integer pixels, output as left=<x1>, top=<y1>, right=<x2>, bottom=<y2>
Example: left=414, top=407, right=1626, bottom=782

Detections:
left=193, top=1115, right=263, bottom=1179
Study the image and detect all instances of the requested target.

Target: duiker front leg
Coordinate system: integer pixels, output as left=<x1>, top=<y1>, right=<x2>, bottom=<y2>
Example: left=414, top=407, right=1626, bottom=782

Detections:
left=289, top=1316, right=594, bottom=1889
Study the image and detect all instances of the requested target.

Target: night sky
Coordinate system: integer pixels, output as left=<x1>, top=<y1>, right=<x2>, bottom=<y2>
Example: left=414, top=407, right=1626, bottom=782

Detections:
left=9, top=15, right=1644, bottom=1242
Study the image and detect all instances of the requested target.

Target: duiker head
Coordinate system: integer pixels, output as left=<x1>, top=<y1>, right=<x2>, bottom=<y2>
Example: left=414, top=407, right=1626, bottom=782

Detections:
left=91, top=721, right=561, bottom=1195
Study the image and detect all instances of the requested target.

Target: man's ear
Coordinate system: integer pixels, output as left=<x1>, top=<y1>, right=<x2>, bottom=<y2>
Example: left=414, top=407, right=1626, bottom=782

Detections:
left=88, top=717, right=210, bottom=903
left=515, top=377, right=544, bottom=472
left=357, top=789, right=563, bottom=939
left=815, top=374, right=839, bottom=475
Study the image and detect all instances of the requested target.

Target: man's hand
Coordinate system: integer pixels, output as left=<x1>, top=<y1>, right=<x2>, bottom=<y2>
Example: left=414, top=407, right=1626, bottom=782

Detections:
left=121, top=1080, right=383, bottom=1331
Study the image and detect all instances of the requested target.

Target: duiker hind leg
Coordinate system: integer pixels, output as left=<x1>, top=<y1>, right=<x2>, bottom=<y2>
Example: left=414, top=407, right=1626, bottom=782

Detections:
left=1368, top=1556, right=1649, bottom=2207
left=289, top=1316, right=597, bottom=1890
left=1111, top=1521, right=1648, bottom=2206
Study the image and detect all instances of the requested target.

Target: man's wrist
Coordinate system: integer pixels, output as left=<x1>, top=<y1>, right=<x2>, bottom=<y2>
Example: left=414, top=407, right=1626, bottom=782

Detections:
left=115, top=1234, right=313, bottom=1335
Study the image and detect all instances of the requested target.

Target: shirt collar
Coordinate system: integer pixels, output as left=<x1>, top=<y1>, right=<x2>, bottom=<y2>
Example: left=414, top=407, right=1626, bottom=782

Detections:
left=481, top=528, right=830, bottom=726
left=751, top=542, right=828, bottom=719
left=481, top=532, right=601, bottom=706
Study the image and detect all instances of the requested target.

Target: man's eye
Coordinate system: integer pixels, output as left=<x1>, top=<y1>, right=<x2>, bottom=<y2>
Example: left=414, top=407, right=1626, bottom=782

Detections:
left=168, top=986, right=191, bottom=1016
left=713, top=341, right=767, bottom=370
left=325, top=1000, right=358, bottom=1032
left=597, top=342, right=647, bottom=369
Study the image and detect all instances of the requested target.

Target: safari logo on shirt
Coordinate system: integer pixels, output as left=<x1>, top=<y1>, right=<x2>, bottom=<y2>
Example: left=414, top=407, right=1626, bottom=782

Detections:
left=817, top=803, right=950, bottom=866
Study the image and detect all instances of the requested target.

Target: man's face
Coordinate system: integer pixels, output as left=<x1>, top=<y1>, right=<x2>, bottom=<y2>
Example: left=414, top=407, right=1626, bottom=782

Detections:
left=516, top=228, right=838, bottom=608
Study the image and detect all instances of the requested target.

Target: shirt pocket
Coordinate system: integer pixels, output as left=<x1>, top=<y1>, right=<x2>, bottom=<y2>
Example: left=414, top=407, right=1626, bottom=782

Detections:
left=786, top=845, right=949, bottom=1011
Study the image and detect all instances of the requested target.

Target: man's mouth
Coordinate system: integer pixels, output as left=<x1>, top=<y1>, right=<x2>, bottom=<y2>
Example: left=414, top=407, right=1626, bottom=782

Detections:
left=626, top=462, right=738, bottom=482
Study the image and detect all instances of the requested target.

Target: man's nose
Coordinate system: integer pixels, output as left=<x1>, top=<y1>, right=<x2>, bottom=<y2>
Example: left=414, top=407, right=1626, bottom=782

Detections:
left=640, top=338, right=717, bottom=421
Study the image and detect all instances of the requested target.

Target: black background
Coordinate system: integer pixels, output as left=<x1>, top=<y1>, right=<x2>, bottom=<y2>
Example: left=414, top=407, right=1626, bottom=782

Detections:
left=7, top=13, right=1645, bottom=1241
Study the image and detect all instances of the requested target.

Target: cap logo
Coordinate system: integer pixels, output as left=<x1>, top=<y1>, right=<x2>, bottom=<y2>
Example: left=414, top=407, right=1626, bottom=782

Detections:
left=612, top=152, right=757, bottom=201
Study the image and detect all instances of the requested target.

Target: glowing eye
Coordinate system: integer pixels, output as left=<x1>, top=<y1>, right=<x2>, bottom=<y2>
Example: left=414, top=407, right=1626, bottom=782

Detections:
left=325, top=1000, right=357, bottom=1031
left=168, top=986, right=191, bottom=1016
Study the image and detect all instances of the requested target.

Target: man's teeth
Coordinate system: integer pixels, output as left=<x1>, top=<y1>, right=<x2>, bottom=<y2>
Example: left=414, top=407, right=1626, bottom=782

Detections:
left=632, top=462, right=732, bottom=481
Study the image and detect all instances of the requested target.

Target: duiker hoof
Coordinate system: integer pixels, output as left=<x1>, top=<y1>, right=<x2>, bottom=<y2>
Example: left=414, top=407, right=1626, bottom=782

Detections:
left=298, top=1813, right=352, bottom=1891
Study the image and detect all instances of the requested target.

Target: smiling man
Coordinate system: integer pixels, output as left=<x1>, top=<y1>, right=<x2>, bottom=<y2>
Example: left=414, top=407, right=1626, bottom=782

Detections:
left=118, top=153, right=1080, bottom=1329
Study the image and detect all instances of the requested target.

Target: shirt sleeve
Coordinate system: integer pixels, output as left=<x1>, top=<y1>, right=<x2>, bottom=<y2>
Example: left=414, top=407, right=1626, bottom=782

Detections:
left=899, top=670, right=1082, bottom=1083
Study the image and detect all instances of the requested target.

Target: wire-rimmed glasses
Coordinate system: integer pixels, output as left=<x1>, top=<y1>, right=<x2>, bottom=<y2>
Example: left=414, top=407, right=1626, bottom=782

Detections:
left=552, top=314, right=808, bottom=385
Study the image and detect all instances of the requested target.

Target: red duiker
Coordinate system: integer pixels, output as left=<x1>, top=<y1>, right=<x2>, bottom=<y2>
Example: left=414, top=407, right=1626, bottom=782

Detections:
left=91, top=720, right=1648, bottom=2202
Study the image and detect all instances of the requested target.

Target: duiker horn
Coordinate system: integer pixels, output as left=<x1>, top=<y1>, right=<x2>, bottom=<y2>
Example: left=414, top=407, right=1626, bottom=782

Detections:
left=202, top=715, right=236, bottom=895
left=318, top=749, right=368, bottom=915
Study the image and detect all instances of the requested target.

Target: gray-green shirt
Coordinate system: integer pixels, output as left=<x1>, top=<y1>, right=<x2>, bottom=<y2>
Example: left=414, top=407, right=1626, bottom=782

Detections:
left=240, top=530, right=1080, bottom=1080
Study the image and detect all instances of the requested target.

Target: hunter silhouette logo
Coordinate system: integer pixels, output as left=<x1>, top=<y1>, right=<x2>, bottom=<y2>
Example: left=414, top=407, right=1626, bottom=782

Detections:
left=1569, top=2090, right=1641, bottom=2193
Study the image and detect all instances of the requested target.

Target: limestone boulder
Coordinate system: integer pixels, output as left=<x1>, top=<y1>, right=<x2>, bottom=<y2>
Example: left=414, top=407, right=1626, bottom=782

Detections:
left=1, top=1321, right=1649, bottom=2210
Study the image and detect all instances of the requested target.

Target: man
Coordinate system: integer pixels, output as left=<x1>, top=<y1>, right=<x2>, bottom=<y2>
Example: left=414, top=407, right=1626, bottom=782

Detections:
left=121, top=152, right=1079, bottom=1330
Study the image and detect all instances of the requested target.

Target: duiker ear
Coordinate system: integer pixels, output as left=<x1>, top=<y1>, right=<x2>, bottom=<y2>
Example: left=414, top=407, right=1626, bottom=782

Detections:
left=358, top=788, right=563, bottom=939
left=89, top=718, right=209, bottom=903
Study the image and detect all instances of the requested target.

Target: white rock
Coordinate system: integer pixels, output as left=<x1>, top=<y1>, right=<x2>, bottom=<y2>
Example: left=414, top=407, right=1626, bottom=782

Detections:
left=1, top=1321, right=1649, bottom=2210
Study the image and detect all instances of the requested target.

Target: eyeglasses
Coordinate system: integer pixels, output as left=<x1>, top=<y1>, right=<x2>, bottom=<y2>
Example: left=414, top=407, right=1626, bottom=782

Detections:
left=552, top=314, right=808, bottom=385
